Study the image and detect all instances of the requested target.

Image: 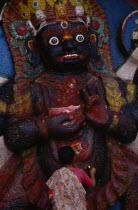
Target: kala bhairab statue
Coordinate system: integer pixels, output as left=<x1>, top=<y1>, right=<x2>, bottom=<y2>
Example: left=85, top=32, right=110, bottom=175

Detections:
left=0, top=0, right=137, bottom=209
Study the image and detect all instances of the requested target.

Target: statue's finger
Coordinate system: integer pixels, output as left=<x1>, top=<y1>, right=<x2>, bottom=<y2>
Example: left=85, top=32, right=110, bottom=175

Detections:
left=80, top=88, right=90, bottom=102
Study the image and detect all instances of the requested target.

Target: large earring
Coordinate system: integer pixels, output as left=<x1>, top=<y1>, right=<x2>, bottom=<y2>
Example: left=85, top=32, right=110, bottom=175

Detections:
left=25, top=36, right=42, bottom=67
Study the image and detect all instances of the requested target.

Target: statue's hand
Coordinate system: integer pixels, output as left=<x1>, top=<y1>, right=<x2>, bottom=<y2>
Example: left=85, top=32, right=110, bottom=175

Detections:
left=81, top=84, right=109, bottom=127
left=47, top=113, right=84, bottom=138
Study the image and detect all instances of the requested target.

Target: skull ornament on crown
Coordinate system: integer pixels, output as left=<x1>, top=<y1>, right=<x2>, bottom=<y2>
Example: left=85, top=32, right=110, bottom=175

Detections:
left=18, top=0, right=92, bottom=35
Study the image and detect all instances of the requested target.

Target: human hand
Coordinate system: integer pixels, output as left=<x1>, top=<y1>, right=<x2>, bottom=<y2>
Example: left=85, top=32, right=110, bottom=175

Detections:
left=90, top=167, right=96, bottom=176
left=48, top=194, right=53, bottom=200
left=90, top=167, right=96, bottom=186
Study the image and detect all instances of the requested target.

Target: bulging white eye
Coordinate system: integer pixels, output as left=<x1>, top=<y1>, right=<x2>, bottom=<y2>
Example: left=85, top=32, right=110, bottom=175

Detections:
left=76, top=34, right=85, bottom=42
left=49, top=37, right=59, bottom=45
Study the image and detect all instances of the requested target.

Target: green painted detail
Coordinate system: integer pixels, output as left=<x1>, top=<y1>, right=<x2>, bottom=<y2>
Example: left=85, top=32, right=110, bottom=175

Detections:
left=91, top=17, right=109, bottom=47
left=9, top=20, right=30, bottom=40
left=9, top=20, right=30, bottom=55
left=10, top=39, right=28, bottom=55
left=27, top=53, right=35, bottom=66
left=89, top=62, right=115, bottom=76
left=16, top=62, right=43, bottom=79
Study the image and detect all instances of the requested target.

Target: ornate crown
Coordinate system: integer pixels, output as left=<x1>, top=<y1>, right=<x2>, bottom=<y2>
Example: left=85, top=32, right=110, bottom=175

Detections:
left=17, top=0, right=92, bottom=35
left=2, top=0, right=113, bottom=82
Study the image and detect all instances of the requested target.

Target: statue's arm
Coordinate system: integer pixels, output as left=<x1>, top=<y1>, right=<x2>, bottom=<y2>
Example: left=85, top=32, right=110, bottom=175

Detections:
left=121, top=84, right=138, bottom=130
left=107, top=78, right=138, bottom=143
left=103, top=78, right=137, bottom=143
left=108, top=109, right=137, bottom=143
left=4, top=82, right=47, bottom=152
left=4, top=82, right=84, bottom=152
left=0, top=79, right=13, bottom=135
left=82, top=77, right=137, bottom=144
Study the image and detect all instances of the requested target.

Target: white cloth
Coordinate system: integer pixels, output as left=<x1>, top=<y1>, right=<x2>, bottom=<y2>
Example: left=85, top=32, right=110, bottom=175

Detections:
left=46, top=167, right=87, bottom=210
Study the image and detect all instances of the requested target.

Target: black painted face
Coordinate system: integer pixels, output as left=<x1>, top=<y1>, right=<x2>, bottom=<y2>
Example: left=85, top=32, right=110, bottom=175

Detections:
left=36, top=21, right=90, bottom=73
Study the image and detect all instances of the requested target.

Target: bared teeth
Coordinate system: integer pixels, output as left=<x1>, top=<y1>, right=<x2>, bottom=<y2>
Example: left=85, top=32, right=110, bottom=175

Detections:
left=60, top=53, right=80, bottom=61
left=64, top=54, right=78, bottom=58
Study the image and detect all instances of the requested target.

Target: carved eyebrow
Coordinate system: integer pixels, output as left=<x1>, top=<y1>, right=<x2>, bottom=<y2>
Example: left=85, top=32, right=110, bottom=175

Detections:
left=41, top=28, right=63, bottom=39
left=40, top=23, right=87, bottom=40
left=71, top=25, right=88, bottom=34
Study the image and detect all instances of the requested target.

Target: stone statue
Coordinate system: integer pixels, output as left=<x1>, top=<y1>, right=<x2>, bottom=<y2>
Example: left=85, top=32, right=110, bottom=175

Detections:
left=0, top=0, right=137, bottom=209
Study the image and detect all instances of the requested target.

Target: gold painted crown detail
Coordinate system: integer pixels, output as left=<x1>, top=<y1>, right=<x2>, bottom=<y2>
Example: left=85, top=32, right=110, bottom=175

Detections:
left=18, top=0, right=92, bottom=35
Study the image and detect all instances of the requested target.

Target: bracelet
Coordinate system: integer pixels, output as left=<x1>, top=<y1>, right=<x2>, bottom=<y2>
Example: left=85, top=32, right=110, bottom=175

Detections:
left=109, top=114, right=119, bottom=129
left=37, top=117, right=48, bottom=139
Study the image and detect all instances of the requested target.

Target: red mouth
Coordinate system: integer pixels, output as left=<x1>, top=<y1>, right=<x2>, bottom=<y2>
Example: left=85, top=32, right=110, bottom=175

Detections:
left=60, top=53, right=81, bottom=61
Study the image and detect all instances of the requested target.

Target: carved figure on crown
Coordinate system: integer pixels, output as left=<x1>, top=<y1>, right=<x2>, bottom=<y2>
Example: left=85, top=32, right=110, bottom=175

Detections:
left=75, top=5, right=84, bottom=18
left=54, top=0, right=66, bottom=18
left=0, top=0, right=137, bottom=209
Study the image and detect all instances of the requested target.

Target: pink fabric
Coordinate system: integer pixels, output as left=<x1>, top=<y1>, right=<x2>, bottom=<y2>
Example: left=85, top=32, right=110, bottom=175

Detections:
left=48, top=168, right=94, bottom=194
left=71, top=168, right=94, bottom=187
